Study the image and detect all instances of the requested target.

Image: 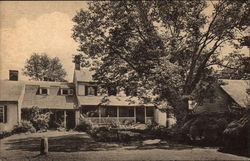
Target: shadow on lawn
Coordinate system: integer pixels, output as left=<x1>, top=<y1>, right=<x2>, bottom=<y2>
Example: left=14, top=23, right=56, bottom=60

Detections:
left=5, top=134, right=121, bottom=152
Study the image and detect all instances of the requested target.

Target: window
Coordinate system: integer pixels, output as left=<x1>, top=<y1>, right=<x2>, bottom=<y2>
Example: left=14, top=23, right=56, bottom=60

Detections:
left=81, top=106, right=99, bottom=117
left=108, top=86, right=117, bottom=96
left=39, top=88, right=49, bottom=95
left=119, top=107, right=134, bottom=117
left=85, top=86, right=97, bottom=96
left=61, top=88, right=73, bottom=95
left=146, top=107, right=154, bottom=117
left=101, top=106, right=117, bottom=117
left=0, top=106, right=6, bottom=123
left=125, top=88, right=137, bottom=96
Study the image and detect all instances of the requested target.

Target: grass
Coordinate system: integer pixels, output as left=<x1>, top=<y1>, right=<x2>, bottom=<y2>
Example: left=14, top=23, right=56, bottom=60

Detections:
left=0, top=131, right=249, bottom=161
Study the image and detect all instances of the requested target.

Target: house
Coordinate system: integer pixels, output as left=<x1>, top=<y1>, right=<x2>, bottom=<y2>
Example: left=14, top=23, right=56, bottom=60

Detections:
left=0, top=79, right=24, bottom=131
left=190, top=79, right=250, bottom=114
left=0, top=64, right=169, bottom=132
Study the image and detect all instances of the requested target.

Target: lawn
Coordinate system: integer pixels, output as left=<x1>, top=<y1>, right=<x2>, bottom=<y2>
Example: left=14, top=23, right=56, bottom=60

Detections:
left=0, top=131, right=249, bottom=161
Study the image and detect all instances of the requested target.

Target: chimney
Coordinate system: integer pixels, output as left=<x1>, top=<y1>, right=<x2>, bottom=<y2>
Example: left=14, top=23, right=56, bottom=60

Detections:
left=9, top=70, right=18, bottom=81
left=75, top=63, right=80, bottom=70
left=74, top=55, right=81, bottom=70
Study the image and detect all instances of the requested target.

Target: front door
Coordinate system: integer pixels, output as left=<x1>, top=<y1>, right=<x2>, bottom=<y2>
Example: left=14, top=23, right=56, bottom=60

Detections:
left=136, top=107, right=145, bottom=123
left=66, top=110, right=75, bottom=129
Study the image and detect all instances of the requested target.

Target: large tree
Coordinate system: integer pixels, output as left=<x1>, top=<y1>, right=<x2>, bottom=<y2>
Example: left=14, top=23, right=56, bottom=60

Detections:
left=23, top=53, right=67, bottom=82
left=72, top=0, right=249, bottom=122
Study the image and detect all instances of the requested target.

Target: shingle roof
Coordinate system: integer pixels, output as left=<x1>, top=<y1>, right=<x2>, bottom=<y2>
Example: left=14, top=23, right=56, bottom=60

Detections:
left=22, top=82, right=76, bottom=109
left=0, top=80, right=24, bottom=101
left=220, top=79, right=250, bottom=108
left=74, top=70, right=94, bottom=82
left=77, top=95, right=154, bottom=107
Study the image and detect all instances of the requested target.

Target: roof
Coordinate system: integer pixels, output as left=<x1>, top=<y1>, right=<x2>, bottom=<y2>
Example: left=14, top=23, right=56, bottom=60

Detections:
left=0, top=80, right=24, bottom=101
left=22, top=95, right=76, bottom=110
left=24, top=81, right=74, bottom=88
left=220, top=79, right=250, bottom=108
left=22, top=82, right=76, bottom=109
left=77, top=96, right=154, bottom=107
left=74, top=70, right=95, bottom=82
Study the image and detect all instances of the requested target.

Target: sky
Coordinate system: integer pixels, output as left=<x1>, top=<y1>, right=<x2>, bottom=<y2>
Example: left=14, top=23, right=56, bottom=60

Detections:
left=0, top=1, right=88, bottom=81
left=0, top=1, right=249, bottom=82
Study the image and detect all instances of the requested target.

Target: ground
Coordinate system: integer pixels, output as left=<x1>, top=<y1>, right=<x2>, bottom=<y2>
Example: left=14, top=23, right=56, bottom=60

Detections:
left=0, top=131, right=249, bottom=161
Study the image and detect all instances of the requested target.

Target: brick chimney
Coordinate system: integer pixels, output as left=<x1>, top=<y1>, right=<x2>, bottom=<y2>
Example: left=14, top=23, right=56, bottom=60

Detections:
left=74, top=55, right=81, bottom=70
left=9, top=70, right=18, bottom=81
left=75, top=62, right=80, bottom=70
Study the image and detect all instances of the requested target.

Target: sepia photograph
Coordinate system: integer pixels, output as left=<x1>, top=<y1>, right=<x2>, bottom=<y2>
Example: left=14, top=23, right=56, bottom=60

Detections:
left=0, top=1, right=249, bottom=160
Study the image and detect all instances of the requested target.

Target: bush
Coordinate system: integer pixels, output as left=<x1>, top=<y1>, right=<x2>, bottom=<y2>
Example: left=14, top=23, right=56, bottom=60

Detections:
left=145, top=121, right=171, bottom=139
left=22, top=107, right=52, bottom=131
left=12, top=121, right=36, bottom=134
left=0, top=131, right=13, bottom=139
left=75, top=119, right=93, bottom=132
left=180, top=113, right=229, bottom=145
left=223, top=112, right=250, bottom=152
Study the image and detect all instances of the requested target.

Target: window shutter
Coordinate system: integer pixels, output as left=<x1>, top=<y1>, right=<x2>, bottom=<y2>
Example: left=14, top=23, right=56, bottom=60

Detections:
left=4, top=105, right=7, bottom=123
left=85, top=86, right=88, bottom=96
left=95, top=87, right=97, bottom=96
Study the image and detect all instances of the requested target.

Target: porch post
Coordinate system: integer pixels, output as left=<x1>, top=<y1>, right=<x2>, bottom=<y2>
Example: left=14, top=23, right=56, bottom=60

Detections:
left=98, top=106, right=101, bottom=124
left=134, top=107, right=136, bottom=123
left=64, top=110, right=67, bottom=128
left=117, top=106, right=119, bottom=122
left=75, top=109, right=80, bottom=126
left=144, top=106, right=147, bottom=124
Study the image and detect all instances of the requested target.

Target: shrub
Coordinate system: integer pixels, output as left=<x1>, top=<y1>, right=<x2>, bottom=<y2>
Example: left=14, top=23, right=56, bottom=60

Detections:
left=181, top=113, right=229, bottom=145
left=145, top=121, right=171, bottom=139
left=0, top=131, right=12, bottom=139
left=122, top=119, right=134, bottom=126
left=12, top=120, right=36, bottom=134
left=223, top=112, right=250, bottom=151
left=31, top=111, right=52, bottom=131
left=22, top=106, right=52, bottom=131
left=75, top=119, right=93, bottom=132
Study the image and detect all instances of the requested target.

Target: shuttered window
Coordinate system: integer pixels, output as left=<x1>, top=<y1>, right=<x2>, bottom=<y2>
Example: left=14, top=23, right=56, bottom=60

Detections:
left=0, top=106, right=7, bottom=123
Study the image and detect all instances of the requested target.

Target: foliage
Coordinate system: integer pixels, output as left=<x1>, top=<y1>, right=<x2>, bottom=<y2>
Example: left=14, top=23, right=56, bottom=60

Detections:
left=12, top=120, right=36, bottom=134
left=75, top=119, right=93, bottom=132
left=55, top=119, right=66, bottom=131
left=145, top=121, right=170, bottom=139
left=221, top=111, right=250, bottom=156
left=23, top=53, right=67, bottom=81
left=23, top=107, right=52, bottom=131
left=181, top=113, right=228, bottom=144
left=218, top=56, right=250, bottom=80
left=72, top=1, right=249, bottom=123
left=0, top=131, right=13, bottom=139
left=88, top=125, right=142, bottom=142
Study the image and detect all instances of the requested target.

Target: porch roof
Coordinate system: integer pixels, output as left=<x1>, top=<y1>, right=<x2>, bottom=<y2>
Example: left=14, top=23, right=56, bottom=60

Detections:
left=77, top=96, right=154, bottom=107
left=22, top=95, right=76, bottom=110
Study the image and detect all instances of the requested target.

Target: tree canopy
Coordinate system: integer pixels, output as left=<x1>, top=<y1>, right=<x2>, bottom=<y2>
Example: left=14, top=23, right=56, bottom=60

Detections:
left=23, top=53, right=67, bottom=82
left=72, top=0, right=249, bottom=121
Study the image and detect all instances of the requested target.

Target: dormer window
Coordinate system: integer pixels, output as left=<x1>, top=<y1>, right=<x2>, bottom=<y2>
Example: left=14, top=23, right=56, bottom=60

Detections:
left=39, top=87, right=49, bottom=95
left=108, top=86, right=117, bottom=96
left=85, top=86, right=97, bottom=96
left=60, top=88, right=73, bottom=95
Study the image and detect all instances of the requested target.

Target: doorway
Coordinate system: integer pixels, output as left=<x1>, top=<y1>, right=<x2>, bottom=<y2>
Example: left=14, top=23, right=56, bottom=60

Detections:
left=66, top=110, right=76, bottom=129
left=136, top=107, right=145, bottom=123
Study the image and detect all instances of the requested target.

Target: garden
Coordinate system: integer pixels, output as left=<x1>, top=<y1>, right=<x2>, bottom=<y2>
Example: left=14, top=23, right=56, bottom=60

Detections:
left=1, top=106, right=249, bottom=158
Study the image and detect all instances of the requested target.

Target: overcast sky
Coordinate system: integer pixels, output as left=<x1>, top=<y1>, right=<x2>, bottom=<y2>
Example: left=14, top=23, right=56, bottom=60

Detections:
left=0, top=1, right=88, bottom=81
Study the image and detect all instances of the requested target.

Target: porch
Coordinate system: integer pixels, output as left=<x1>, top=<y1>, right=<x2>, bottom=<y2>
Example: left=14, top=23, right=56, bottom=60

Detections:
left=79, top=106, right=154, bottom=124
